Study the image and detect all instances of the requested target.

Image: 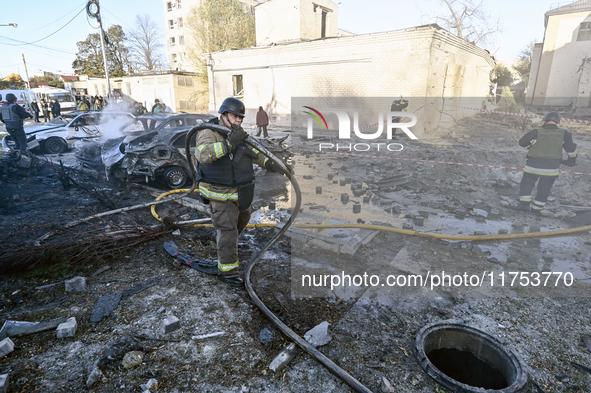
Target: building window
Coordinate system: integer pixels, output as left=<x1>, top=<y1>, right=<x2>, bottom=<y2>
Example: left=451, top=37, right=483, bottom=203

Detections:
left=177, top=0, right=182, bottom=9
left=232, top=75, right=243, bottom=97
left=172, top=54, right=177, bottom=63
left=167, top=2, right=172, bottom=11
left=178, top=17, right=183, bottom=27
left=126, top=82, right=132, bottom=95
left=169, top=20, right=174, bottom=29
left=180, top=52, right=186, bottom=61
left=577, top=22, right=591, bottom=41
left=170, top=37, right=176, bottom=46
left=179, top=35, right=184, bottom=45
left=178, top=100, right=195, bottom=111
left=177, top=76, right=193, bottom=87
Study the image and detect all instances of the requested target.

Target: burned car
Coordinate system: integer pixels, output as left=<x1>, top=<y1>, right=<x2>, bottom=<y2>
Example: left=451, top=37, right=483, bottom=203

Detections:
left=100, top=114, right=215, bottom=189
left=2, top=111, right=136, bottom=154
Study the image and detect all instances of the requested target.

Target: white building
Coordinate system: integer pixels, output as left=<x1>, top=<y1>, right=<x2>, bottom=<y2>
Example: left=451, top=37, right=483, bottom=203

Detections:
left=207, top=0, right=495, bottom=134
left=162, top=0, right=258, bottom=72
left=526, top=0, right=591, bottom=114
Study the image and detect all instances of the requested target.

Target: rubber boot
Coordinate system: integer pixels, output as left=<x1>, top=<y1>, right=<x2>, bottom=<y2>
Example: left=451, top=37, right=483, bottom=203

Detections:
left=514, top=201, right=531, bottom=212
left=221, top=275, right=244, bottom=286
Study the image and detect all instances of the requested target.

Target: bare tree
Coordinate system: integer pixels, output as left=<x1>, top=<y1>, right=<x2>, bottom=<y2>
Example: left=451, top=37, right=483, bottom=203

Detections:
left=127, top=14, right=166, bottom=72
left=435, top=0, right=500, bottom=47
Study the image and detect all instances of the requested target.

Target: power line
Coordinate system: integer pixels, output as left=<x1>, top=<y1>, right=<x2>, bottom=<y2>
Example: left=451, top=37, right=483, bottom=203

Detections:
left=25, top=1, right=88, bottom=34
left=7, top=7, right=86, bottom=46
left=0, top=36, right=77, bottom=55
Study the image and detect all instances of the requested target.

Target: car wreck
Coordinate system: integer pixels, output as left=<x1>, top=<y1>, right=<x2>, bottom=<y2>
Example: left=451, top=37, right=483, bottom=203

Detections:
left=77, top=115, right=291, bottom=190
left=2, top=111, right=136, bottom=154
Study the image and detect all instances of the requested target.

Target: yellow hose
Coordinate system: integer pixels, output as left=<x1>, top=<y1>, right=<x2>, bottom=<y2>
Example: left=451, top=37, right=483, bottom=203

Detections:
left=152, top=190, right=591, bottom=240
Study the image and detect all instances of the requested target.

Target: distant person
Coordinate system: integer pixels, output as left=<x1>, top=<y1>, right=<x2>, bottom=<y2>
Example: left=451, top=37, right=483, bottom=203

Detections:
left=31, top=99, right=40, bottom=123
left=130, top=102, right=142, bottom=116
left=151, top=99, right=160, bottom=113
left=162, top=102, right=173, bottom=113
left=153, top=104, right=163, bottom=114
left=0, top=93, right=32, bottom=153
left=41, top=99, right=51, bottom=121
left=255, top=106, right=269, bottom=137
left=83, top=96, right=91, bottom=110
left=390, top=96, right=409, bottom=137
left=93, top=98, right=102, bottom=111
left=78, top=99, right=89, bottom=112
left=51, top=99, right=61, bottom=118
left=138, top=103, right=148, bottom=114
left=515, top=112, right=578, bottom=213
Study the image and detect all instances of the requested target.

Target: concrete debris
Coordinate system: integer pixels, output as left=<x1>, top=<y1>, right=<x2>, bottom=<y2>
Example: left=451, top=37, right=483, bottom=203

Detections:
left=414, top=217, right=424, bottom=226
left=122, top=351, right=144, bottom=369
left=498, top=229, right=509, bottom=235
left=474, top=231, right=487, bottom=236
left=12, top=194, right=20, bottom=202
left=56, top=317, right=77, bottom=338
left=472, top=208, right=489, bottom=217
left=17, top=155, right=31, bottom=169
left=65, top=276, right=87, bottom=292
left=140, top=378, right=159, bottom=392
left=191, top=331, right=226, bottom=340
left=0, top=338, right=14, bottom=358
left=172, top=229, right=181, bottom=236
left=259, top=327, right=274, bottom=346
left=402, top=223, right=413, bottom=230
left=380, top=376, right=395, bottom=393
left=86, top=367, right=104, bottom=388
left=304, top=321, right=331, bottom=347
left=0, top=318, right=67, bottom=339
left=0, top=374, right=8, bottom=393
left=160, top=315, right=181, bottom=335
left=269, top=343, right=298, bottom=373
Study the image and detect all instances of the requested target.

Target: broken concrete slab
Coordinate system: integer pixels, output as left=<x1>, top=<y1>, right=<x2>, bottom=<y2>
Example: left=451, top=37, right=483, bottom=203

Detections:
left=0, top=338, right=14, bottom=358
left=278, top=223, right=378, bottom=255
left=304, top=321, right=331, bottom=347
left=140, top=378, right=158, bottom=392
left=269, top=343, right=298, bottom=373
left=160, top=316, right=180, bottom=335
left=0, top=318, right=67, bottom=339
left=98, top=335, right=143, bottom=368
left=65, top=276, right=86, bottom=292
left=381, top=376, right=395, bottom=393
left=56, top=317, right=77, bottom=338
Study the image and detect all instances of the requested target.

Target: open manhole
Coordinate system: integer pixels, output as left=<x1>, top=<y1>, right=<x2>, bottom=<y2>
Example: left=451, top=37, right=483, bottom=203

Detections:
left=414, top=322, right=527, bottom=392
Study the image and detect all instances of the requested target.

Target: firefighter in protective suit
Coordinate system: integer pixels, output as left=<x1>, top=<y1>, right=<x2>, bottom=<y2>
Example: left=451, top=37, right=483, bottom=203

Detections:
left=516, top=112, right=577, bottom=213
left=0, top=93, right=32, bottom=153
left=195, top=97, right=281, bottom=286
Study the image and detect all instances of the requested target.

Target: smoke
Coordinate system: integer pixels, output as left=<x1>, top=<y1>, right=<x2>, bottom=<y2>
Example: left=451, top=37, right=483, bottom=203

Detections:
left=97, top=100, right=143, bottom=141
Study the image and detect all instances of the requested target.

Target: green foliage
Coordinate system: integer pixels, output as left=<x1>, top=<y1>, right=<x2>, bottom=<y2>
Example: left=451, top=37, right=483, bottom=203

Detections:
left=513, top=42, right=535, bottom=87
left=186, top=0, right=255, bottom=91
left=72, top=25, right=130, bottom=77
left=492, top=64, right=514, bottom=87
left=497, top=86, right=521, bottom=113
left=0, top=73, right=25, bottom=89
left=30, top=75, right=64, bottom=89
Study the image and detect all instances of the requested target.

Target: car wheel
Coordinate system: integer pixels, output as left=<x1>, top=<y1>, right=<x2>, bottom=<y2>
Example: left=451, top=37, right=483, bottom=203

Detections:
left=44, top=137, right=67, bottom=154
left=163, top=166, right=188, bottom=189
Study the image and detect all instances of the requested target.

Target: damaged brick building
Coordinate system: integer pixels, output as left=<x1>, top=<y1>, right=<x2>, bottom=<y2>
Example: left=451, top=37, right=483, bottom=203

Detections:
left=207, top=0, right=496, bottom=135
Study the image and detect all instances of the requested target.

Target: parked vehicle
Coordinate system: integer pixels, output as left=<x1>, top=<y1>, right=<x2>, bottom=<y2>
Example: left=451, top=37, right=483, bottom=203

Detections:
left=2, top=111, right=136, bottom=154
left=101, top=113, right=215, bottom=189
left=30, top=87, right=76, bottom=113
left=0, top=89, right=37, bottom=112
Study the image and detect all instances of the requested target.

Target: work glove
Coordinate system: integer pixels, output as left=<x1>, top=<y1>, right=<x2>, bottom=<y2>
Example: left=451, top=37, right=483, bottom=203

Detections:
left=561, top=156, right=577, bottom=167
left=264, top=159, right=281, bottom=173
left=226, top=124, right=248, bottom=149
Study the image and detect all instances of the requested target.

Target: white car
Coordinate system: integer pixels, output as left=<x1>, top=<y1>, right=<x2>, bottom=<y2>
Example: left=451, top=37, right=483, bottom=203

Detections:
left=2, top=111, right=136, bottom=154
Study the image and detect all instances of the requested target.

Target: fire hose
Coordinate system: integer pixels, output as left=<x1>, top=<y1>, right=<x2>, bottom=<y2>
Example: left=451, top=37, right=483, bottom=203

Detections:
left=182, top=123, right=375, bottom=393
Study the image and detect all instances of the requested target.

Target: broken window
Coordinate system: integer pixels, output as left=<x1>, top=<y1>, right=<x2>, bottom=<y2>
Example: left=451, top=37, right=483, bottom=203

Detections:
left=232, top=75, right=243, bottom=97
left=577, top=22, right=591, bottom=41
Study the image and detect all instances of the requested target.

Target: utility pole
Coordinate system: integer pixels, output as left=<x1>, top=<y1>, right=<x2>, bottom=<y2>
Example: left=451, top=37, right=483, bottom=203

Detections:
left=22, top=53, right=30, bottom=89
left=87, top=0, right=111, bottom=98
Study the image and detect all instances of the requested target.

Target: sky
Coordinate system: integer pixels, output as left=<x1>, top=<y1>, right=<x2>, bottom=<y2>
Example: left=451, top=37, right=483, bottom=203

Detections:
left=0, top=0, right=561, bottom=80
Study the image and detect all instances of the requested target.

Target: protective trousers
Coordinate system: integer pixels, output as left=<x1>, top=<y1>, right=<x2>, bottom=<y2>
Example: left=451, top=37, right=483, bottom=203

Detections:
left=519, top=171, right=557, bottom=211
left=210, top=199, right=252, bottom=277
left=6, top=127, right=27, bottom=152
